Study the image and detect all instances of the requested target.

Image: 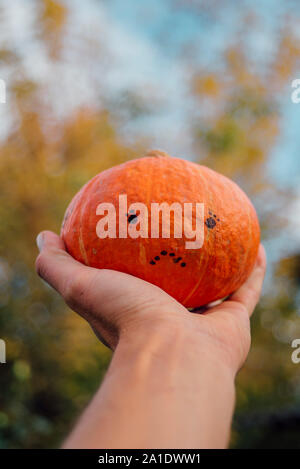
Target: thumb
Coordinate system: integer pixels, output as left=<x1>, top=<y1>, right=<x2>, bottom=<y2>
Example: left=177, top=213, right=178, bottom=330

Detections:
left=35, top=230, right=88, bottom=298
left=35, top=230, right=120, bottom=346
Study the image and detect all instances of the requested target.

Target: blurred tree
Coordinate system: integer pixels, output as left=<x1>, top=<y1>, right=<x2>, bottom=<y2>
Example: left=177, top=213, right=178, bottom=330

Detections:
left=0, top=0, right=300, bottom=449
left=191, top=13, right=300, bottom=448
left=0, top=0, right=140, bottom=448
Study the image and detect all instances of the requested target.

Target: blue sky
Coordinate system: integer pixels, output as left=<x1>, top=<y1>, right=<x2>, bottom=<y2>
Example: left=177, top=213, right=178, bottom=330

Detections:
left=102, top=0, right=300, bottom=188
left=79, top=0, right=300, bottom=182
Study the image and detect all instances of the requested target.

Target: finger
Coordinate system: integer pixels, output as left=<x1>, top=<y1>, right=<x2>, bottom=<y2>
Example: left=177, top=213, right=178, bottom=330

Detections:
left=35, top=230, right=89, bottom=298
left=35, top=230, right=163, bottom=316
left=229, top=244, right=267, bottom=317
left=35, top=231, right=122, bottom=348
left=36, top=230, right=66, bottom=251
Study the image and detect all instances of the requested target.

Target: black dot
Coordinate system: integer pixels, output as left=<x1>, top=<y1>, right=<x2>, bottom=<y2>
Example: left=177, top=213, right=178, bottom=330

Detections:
left=169, top=253, right=175, bottom=257
left=150, top=260, right=156, bottom=265
left=180, top=262, right=186, bottom=267
left=205, top=217, right=216, bottom=229
left=213, top=214, right=216, bottom=218
left=154, top=256, right=160, bottom=261
left=127, top=213, right=138, bottom=224
left=160, top=250, right=167, bottom=255
left=173, top=257, right=182, bottom=264
left=217, top=219, right=220, bottom=222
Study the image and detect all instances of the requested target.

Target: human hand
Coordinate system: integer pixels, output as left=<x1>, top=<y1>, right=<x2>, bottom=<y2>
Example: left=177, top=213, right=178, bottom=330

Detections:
left=36, top=230, right=266, bottom=375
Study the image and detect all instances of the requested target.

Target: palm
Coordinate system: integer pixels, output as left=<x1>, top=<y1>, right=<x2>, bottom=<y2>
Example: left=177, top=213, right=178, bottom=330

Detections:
left=36, top=231, right=266, bottom=366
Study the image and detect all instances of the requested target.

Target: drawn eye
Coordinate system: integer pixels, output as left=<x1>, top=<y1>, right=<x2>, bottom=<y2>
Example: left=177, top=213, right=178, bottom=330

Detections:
left=205, top=210, right=220, bottom=229
left=126, top=211, right=138, bottom=224
left=205, top=217, right=216, bottom=229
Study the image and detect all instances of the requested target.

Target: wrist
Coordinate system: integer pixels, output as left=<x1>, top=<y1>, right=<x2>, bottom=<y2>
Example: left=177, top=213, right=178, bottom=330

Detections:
left=117, top=314, right=237, bottom=380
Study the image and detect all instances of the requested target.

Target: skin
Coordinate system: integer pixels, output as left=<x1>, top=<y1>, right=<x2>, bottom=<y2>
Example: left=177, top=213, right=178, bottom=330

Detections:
left=35, top=230, right=266, bottom=449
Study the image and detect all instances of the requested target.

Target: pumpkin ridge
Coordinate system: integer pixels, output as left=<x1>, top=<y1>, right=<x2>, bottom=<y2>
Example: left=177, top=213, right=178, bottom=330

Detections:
left=79, top=175, right=101, bottom=266
left=182, top=165, right=212, bottom=306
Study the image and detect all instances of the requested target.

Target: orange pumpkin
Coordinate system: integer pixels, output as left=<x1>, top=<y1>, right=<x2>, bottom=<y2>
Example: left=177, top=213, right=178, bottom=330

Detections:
left=61, top=150, right=260, bottom=308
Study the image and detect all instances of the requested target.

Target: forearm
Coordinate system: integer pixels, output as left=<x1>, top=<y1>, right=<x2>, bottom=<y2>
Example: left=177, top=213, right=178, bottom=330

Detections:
left=63, top=321, right=236, bottom=449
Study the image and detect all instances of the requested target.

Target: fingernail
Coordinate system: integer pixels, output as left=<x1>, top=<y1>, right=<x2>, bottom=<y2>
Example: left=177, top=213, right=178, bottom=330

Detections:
left=36, top=233, right=44, bottom=252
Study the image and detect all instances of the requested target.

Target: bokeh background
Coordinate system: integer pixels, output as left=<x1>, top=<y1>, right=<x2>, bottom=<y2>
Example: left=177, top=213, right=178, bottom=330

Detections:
left=1, top=0, right=300, bottom=449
